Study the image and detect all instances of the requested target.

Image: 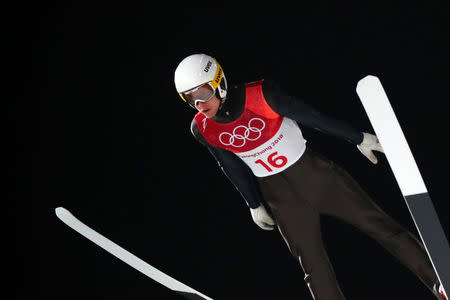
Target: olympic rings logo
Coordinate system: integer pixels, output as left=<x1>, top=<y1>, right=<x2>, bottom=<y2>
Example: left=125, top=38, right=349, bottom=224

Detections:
left=219, top=118, right=266, bottom=147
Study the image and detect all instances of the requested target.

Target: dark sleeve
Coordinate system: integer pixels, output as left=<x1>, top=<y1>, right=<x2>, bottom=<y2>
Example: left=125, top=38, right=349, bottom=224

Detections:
left=190, top=119, right=262, bottom=209
left=262, top=80, right=364, bottom=145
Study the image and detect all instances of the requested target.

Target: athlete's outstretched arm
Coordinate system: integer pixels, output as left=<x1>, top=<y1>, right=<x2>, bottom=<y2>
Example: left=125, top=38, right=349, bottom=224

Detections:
left=191, top=120, right=262, bottom=209
left=262, top=80, right=364, bottom=145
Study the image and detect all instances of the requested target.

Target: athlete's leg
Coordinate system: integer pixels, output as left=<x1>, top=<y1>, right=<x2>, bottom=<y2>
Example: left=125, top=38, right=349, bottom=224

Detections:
left=311, top=153, right=439, bottom=295
left=259, top=170, right=346, bottom=300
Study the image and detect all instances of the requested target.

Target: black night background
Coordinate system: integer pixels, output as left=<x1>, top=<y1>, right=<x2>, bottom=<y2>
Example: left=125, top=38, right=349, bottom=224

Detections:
left=9, top=1, right=449, bottom=299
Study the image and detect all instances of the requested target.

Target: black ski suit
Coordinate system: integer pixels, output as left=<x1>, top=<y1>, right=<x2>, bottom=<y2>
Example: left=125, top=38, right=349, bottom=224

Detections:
left=190, top=80, right=440, bottom=300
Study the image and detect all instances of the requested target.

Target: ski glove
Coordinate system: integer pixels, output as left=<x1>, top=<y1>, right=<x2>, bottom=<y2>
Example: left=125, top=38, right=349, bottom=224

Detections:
left=250, top=205, right=275, bottom=231
left=357, top=132, right=384, bottom=164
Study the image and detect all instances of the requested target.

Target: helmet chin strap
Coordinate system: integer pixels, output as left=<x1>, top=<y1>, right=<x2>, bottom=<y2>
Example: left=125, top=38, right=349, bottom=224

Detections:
left=216, top=72, right=227, bottom=111
left=216, top=89, right=225, bottom=110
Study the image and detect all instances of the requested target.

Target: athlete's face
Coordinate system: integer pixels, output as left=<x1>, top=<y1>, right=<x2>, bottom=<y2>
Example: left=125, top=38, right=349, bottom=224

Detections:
left=195, top=95, right=221, bottom=118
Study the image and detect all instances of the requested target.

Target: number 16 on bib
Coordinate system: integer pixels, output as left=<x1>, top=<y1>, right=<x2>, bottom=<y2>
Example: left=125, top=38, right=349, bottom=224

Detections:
left=356, top=75, right=450, bottom=294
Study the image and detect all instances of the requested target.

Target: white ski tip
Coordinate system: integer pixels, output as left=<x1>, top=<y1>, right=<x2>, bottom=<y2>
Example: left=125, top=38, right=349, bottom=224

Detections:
left=356, top=75, right=380, bottom=91
left=356, top=75, right=428, bottom=196
left=55, top=207, right=72, bottom=220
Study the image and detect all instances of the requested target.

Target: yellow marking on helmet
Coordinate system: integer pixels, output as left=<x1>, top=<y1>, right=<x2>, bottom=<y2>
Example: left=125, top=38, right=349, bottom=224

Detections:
left=210, top=61, right=223, bottom=89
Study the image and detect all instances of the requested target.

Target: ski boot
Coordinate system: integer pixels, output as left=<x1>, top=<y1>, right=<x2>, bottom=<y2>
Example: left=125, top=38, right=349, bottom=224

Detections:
left=433, top=282, right=448, bottom=300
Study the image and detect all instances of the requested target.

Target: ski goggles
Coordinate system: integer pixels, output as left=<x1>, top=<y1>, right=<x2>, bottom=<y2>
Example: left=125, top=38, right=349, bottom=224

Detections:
left=179, top=63, right=224, bottom=108
left=180, top=82, right=216, bottom=108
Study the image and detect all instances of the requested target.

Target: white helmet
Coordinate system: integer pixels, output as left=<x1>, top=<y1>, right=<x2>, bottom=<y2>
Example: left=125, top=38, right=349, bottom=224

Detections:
left=174, top=54, right=228, bottom=105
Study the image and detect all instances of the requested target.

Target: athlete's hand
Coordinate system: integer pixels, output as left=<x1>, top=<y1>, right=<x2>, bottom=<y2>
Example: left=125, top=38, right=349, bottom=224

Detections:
left=357, top=132, right=384, bottom=164
left=250, top=205, right=275, bottom=230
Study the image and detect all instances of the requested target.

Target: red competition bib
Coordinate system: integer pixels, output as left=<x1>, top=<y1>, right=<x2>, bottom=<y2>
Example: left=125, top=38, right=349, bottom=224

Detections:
left=195, top=80, right=306, bottom=177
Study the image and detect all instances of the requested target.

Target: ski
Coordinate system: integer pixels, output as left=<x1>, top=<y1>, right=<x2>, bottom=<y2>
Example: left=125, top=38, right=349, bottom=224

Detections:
left=55, top=207, right=214, bottom=300
left=356, top=75, right=450, bottom=295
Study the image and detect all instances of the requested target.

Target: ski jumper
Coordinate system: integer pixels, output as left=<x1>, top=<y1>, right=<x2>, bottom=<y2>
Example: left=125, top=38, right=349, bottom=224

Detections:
left=191, top=80, right=441, bottom=300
